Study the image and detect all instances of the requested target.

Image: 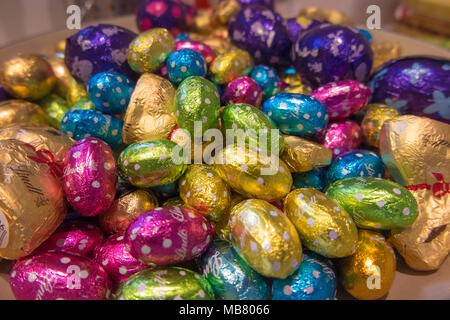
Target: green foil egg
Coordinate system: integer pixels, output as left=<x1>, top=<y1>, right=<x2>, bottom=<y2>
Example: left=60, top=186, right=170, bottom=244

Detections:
left=326, top=177, right=419, bottom=230
left=38, top=93, right=69, bottom=129
left=71, top=97, right=96, bottom=110
left=116, top=267, right=215, bottom=300
left=117, top=139, right=187, bottom=188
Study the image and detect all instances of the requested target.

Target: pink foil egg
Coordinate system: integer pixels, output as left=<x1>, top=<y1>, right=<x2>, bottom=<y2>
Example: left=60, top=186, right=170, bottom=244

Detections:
left=125, top=206, right=214, bottom=266
left=311, top=80, right=372, bottom=119
left=324, top=120, right=362, bottom=159
left=93, top=233, right=148, bottom=284
left=33, top=221, right=104, bottom=258
left=10, top=252, right=111, bottom=300
left=174, top=40, right=217, bottom=65
left=63, top=137, right=117, bottom=217
left=223, top=76, right=263, bottom=108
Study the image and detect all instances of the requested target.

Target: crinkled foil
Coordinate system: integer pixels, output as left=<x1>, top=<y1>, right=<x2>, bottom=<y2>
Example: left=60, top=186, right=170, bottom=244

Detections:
left=297, top=6, right=354, bottom=25
left=38, top=94, right=69, bottom=129
left=0, top=100, right=49, bottom=128
left=371, top=42, right=401, bottom=73
left=66, top=78, right=88, bottom=106
left=212, top=0, right=241, bottom=27
left=48, top=58, right=74, bottom=98
left=211, top=49, right=253, bottom=85
left=193, top=9, right=214, bottom=34
left=189, top=33, right=236, bottom=55
left=361, top=104, right=400, bottom=148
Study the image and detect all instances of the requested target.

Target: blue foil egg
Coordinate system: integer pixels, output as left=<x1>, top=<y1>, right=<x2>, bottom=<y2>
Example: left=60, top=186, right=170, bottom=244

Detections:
left=88, top=71, right=135, bottom=115
left=358, top=29, right=373, bottom=43
left=167, top=49, right=207, bottom=85
left=272, top=251, right=337, bottom=300
left=60, top=109, right=123, bottom=149
left=262, top=93, right=329, bottom=136
left=175, top=33, right=190, bottom=41
left=198, top=240, right=270, bottom=300
left=150, top=180, right=179, bottom=198
left=327, top=150, right=385, bottom=184
left=250, top=65, right=279, bottom=100
left=293, top=167, right=328, bottom=192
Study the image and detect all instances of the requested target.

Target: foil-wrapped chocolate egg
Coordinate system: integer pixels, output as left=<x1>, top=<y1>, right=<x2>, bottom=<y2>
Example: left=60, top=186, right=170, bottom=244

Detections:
left=125, top=206, right=214, bottom=266
left=167, top=49, right=207, bottom=85
left=250, top=65, right=279, bottom=100
left=327, top=150, right=385, bottom=184
left=127, top=28, right=175, bottom=74
left=179, top=164, right=230, bottom=222
left=214, top=144, right=292, bottom=201
left=0, top=100, right=49, bottom=128
left=229, top=199, right=302, bottom=278
left=71, top=97, right=96, bottom=110
left=361, top=104, right=400, bottom=148
left=99, top=189, right=158, bottom=235
left=163, top=197, right=185, bottom=207
left=327, top=177, right=419, bottom=230
left=286, top=17, right=324, bottom=41
left=228, top=5, right=291, bottom=65
left=60, top=109, right=124, bottom=149
left=88, top=71, right=135, bottom=114
left=368, top=56, right=450, bottom=123
left=174, top=40, right=217, bottom=65
left=223, top=76, right=262, bottom=107
left=93, top=233, right=148, bottom=284
left=116, top=267, right=214, bottom=300
left=0, top=54, right=56, bottom=100
left=48, top=57, right=75, bottom=98
left=371, top=42, right=401, bottom=72
left=262, top=93, right=329, bottom=136
left=324, top=120, right=361, bottom=159
left=198, top=240, right=270, bottom=300
left=63, top=137, right=117, bottom=217
left=66, top=78, right=89, bottom=105
left=337, top=230, right=396, bottom=300
left=293, top=167, right=328, bottom=192
left=284, top=188, right=358, bottom=258
left=292, top=24, right=373, bottom=88
left=210, top=49, right=253, bottom=85
left=311, top=80, right=371, bottom=119
left=65, top=24, right=137, bottom=84
left=272, top=251, right=336, bottom=300
left=236, top=0, right=273, bottom=8
left=118, top=139, right=187, bottom=188
left=176, top=76, right=221, bottom=136
left=10, top=252, right=111, bottom=300
left=150, top=180, right=179, bottom=198
left=38, top=94, right=69, bottom=129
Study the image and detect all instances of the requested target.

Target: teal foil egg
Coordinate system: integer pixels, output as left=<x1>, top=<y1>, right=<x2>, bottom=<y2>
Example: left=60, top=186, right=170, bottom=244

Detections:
left=293, top=167, right=328, bottom=192
left=167, top=49, right=207, bottom=85
left=250, top=65, right=279, bottom=100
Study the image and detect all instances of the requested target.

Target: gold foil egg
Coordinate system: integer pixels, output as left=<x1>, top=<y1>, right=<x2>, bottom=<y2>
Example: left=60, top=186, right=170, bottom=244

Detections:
left=193, top=9, right=214, bottom=34
left=298, top=6, right=354, bottom=25
left=361, top=104, right=400, bottom=148
left=211, top=49, right=253, bottom=85
left=0, top=139, right=67, bottom=260
left=281, top=84, right=312, bottom=95
left=122, top=73, right=177, bottom=144
left=0, top=100, right=49, bottom=129
left=212, top=0, right=241, bottom=27
left=66, top=77, right=88, bottom=106
left=284, top=188, right=358, bottom=258
left=371, top=42, right=402, bottom=72
left=179, top=164, right=230, bottom=222
left=0, top=54, right=56, bottom=100
left=214, top=144, right=293, bottom=202
left=337, top=230, right=396, bottom=300
left=163, top=197, right=185, bottom=207
left=281, top=135, right=332, bottom=173
left=213, top=192, right=246, bottom=241
left=38, top=93, right=69, bottom=129
left=48, top=57, right=74, bottom=98
left=230, top=199, right=302, bottom=279
left=127, top=28, right=175, bottom=74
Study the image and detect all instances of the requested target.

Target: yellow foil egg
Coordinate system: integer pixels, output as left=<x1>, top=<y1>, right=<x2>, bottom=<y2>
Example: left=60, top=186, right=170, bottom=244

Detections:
left=48, top=58, right=74, bottom=98
left=65, top=77, right=88, bottom=106
left=371, top=42, right=401, bottom=73
left=214, top=144, right=292, bottom=202
left=179, top=164, right=230, bottom=222
left=230, top=199, right=302, bottom=279
left=163, top=197, right=185, bottom=207
left=361, top=104, right=400, bottom=148
left=0, top=54, right=56, bottom=101
left=122, top=73, right=177, bottom=144
left=0, top=100, right=49, bottom=129
left=284, top=188, right=358, bottom=258
left=337, top=230, right=396, bottom=300
left=281, top=84, right=312, bottom=95
left=214, top=192, right=246, bottom=242
left=38, top=93, right=69, bottom=129
left=210, top=49, right=253, bottom=85
left=127, top=28, right=175, bottom=74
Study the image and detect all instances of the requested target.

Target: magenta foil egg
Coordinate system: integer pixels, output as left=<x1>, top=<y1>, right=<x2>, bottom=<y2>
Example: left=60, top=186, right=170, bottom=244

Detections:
left=174, top=40, right=217, bottom=65
left=33, top=221, right=104, bottom=258
left=324, top=120, right=362, bottom=159
left=223, top=76, right=263, bottom=108
left=93, top=233, right=148, bottom=284
left=63, top=137, right=117, bottom=217
left=125, top=206, right=214, bottom=266
left=10, top=252, right=111, bottom=300
left=311, top=80, right=372, bottom=120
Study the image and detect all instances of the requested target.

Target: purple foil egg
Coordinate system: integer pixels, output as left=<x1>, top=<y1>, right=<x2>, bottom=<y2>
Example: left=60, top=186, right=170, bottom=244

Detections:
left=368, top=56, right=450, bottom=123
left=236, top=0, right=274, bottom=9
left=311, top=80, right=372, bottom=119
left=228, top=5, right=292, bottom=66
left=64, top=24, right=137, bottom=84
left=286, top=18, right=324, bottom=42
left=324, top=120, right=361, bottom=159
left=63, top=137, right=117, bottom=217
left=174, top=40, right=217, bottom=65
left=223, top=76, right=263, bottom=108
left=33, top=221, right=104, bottom=258
left=125, top=206, right=214, bottom=266
left=292, top=24, right=373, bottom=89
left=10, top=252, right=111, bottom=300
left=93, top=233, right=148, bottom=284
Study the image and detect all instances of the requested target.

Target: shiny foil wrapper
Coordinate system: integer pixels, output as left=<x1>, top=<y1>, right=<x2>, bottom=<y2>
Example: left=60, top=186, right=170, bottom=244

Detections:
left=174, top=40, right=217, bottom=65
left=213, top=0, right=241, bottom=27
left=71, top=97, right=95, bottom=111
left=211, top=49, right=253, bottom=85
left=38, top=94, right=69, bottom=129
left=324, top=120, right=362, bottom=159
left=192, top=9, right=214, bottom=35
left=0, top=54, right=56, bottom=101
left=0, top=100, right=49, bottom=129
left=371, top=42, right=401, bottom=73
left=379, top=115, right=450, bottom=270
left=0, top=139, right=67, bottom=260
left=230, top=199, right=302, bottom=279
left=117, top=267, right=214, bottom=300
left=123, top=73, right=176, bottom=144
left=163, top=197, right=185, bottom=207
left=281, top=135, right=332, bottom=173
left=250, top=65, right=279, bottom=101
left=212, top=192, right=245, bottom=242
left=337, top=230, right=396, bottom=300
left=99, top=189, right=159, bottom=235
left=279, top=67, right=303, bottom=88
left=198, top=240, right=270, bottom=300
left=361, top=104, right=400, bottom=148
left=167, top=49, right=207, bottom=85
left=66, top=78, right=88, bottom=106
left=281, top=84, right=312, bottom=95
left=298, top=6, right=354, bottom=25
left=188, top=33, right=236, bottom=55
left=284, top=189, right=358, bottom=258
left=293, top=167, right=328, bottom=192
left=48, top=57, right=76, bottom=98
left=223, top=76, right=263, bottom=108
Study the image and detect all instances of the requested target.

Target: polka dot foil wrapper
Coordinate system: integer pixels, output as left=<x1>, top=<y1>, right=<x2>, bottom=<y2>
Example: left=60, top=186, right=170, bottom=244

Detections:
left=167, top=49, right=207, bottom=85
left=174, top=40, right=216, bottom=66
left=323, top=120, right=361, bottom=159
left=223, top=76, right=263, bottom=107
left=250, top=65, right=279, bottom=100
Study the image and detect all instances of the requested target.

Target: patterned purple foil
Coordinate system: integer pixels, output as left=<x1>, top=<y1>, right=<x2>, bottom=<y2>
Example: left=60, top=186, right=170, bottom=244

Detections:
left=324, top=120, right=361, bottom=159
left=368, top=56, right=450, bottom=123
left=236, top=0, right=274, bottom=9
left=286, top=18, right=323, bottom=42
left=223, top=76, right=263, bottom=108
